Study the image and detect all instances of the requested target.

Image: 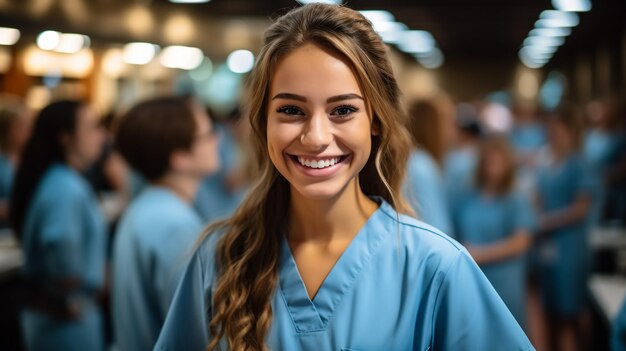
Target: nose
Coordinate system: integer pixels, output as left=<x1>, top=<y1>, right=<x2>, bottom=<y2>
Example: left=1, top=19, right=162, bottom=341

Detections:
left=300, top=110, right=332, bottom=150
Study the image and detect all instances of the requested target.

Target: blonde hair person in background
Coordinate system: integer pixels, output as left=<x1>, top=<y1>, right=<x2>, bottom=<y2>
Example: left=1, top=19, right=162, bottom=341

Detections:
left=155, top=4, right=534, bottom=351
left=404, top=96, right=456, bottom=236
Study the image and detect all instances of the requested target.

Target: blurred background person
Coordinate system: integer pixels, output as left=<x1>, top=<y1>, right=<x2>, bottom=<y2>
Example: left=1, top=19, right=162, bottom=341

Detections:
left=404, top=95, right=455, bottom=235
left=583, top=97, right=626, bottom=226
left=0, top=99, right=31, bottom=229
left=111, top=96, right=219, bottom=351
left=9, top=100, right=107, bottom=351
left=194, top=107, right=248, bottom=224
left=444, top=103, right=483, bottom=234
left=534, top=104, right=594, bottom=351
left=455, top=136, right=535, bottom=329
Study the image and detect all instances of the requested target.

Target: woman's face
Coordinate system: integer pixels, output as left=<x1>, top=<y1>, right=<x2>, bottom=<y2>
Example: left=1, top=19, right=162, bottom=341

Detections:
left=68, top=105, right=104, bottom=168
left=266, top=43, right=375, bottom=201
left=548, top=119, right=573, bottom=153
left=482, top=149, right=508, bottom=186
left=185, top=106, right=220, bottom=177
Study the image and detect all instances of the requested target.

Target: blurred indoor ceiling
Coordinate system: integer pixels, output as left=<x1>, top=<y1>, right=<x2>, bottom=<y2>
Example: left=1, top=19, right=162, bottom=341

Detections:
left=0, top=0, right=624, bottom=62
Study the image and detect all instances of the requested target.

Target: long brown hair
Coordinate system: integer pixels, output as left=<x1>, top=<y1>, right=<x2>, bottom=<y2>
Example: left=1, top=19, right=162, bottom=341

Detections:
left=474, top=136, right=516, bottom=195
left=405, top=95, right=454, bottom=167
left=200, top=4, right=413, bottom=350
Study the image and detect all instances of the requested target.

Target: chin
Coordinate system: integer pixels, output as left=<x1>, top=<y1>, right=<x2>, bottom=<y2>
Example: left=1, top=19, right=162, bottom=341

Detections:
left=290, top=178, right=354, bottom=202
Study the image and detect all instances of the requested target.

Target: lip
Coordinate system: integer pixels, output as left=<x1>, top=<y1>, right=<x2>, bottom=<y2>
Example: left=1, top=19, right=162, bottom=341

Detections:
left=286, top=153, right=351, bottom=178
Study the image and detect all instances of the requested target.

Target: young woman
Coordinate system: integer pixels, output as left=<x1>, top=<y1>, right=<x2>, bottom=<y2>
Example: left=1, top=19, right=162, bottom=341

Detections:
left=535, top=105, right=594, bottom=351
left=404, top=97, right=455, bottom=236
left=456, top=136, right=535, bottom=328
left=111, top=96, right=219, bottom=351
left=10, top=100, right=107, bottom=351
left=156, top=4, right=533, bottom=350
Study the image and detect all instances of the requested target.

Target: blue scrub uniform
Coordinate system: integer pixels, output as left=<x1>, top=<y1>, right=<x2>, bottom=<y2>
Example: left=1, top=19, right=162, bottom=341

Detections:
left=583, top=130, right=626, bottom=224
left=613, top=297, right=626, bottom=351
left=155, top=199, right=533, bottom=350
left=404, top=148, right=454, bottom=236
left=0, top=153, right=15, bottom=228
left=535, top=154, right=594, bottom=316
left=20, top=164, right=107, bottom=351
left=508, top=122, right=546, bottom=156
left=456, top=190, right=535, bottom=328
left=443, top=147, right=478, bottom=233
left=112, top=186, right=204, bottom=351
left=194, top=124, right=246, bottom=223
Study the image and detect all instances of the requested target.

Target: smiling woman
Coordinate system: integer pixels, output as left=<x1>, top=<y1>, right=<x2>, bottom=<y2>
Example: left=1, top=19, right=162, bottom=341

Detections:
left=154, top=3, right=535, bottom=351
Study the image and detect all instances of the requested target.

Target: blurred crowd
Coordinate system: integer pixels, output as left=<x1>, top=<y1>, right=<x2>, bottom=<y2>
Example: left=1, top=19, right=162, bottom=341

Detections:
left=0, top=91, right=625, bottom=351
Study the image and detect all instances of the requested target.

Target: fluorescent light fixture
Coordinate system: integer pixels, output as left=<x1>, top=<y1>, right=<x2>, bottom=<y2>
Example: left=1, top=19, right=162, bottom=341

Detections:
left=521, top=47, right=553, bottom=60
left=416, top=48, right=444, bottom=69
left=160, top=45, right=204, bottom=70
left=398, top=30, right=435, bottom=54
left=529, top=27, right=571, bottom=37
left=0, top=27, right=20, bottom=46
left=36, top=31, right=89, bottom=53
left=519, top=48, right=549, bottom=69
left=169, top=0, right=211, bottom=3
left=55, top=33, right=90, bottom=54
left=297, top=0, right=342, bottom=4
left=523, top=35, right=565, bottom=47
left=552, top=0, right=591, bottom=12
left=359, top=10, right=395, bottom=24
left=226, top=49, right=254, bottom=74
left=538, top=10, right=579, bottom=27
left=123, top=42, right=159, bottom=65
left=37, top=31, right=60, bottom=51
left=376, top=22, right=408, bottom=43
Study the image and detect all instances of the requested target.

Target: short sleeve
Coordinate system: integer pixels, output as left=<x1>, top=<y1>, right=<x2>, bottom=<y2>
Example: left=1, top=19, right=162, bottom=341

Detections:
left=39, top=194, right=83, bottom=279
left=155, top=245, right=212, bottom=351
left=431, top=250, right=534, bottom=351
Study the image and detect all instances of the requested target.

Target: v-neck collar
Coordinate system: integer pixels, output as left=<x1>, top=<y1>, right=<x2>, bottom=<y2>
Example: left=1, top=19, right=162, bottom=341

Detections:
left=277, top=198, right=394, bottom=333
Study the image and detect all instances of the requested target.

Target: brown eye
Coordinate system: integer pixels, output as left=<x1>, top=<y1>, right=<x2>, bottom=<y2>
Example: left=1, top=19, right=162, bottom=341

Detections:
left=277, top=106, right=305, bottom=116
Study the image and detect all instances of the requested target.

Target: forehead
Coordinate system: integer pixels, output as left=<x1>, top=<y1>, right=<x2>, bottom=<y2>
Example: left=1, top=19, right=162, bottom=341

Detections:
left=269, top=43, right=363, bottom=100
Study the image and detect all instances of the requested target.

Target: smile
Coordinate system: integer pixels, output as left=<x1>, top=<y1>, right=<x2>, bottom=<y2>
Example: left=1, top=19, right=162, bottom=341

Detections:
left=287, top=154, right=350, bottom=174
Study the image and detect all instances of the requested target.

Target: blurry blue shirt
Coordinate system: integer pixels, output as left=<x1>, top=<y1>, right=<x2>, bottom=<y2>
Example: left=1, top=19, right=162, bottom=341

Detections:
left=113, top=186, right=204, bottom=351
left=509, top=122, right=546, bottom=155
left=444, top=146, right=478, bottom=233
left=155, top=199, right=533, bottom=350
left=0, top=153, right=15, bottom=228
left=535, top=154, right=595, bottom=315
left=20, top=164, right=107, bottom=351
left=405, top=148, right=454, bottom=236
left=613, top=297, right=626, bottom=351
left=456, top=190, right=535, bottom=327
left=194, top=124, right=246, bottom=223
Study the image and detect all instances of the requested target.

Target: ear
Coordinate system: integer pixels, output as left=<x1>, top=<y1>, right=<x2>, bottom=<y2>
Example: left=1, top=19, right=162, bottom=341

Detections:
left=169, top=149, right=192, bottom=172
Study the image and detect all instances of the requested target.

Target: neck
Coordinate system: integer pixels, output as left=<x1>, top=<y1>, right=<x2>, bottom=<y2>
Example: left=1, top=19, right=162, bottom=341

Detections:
left=65, top=153, right=86, bottom=172
left=287, top=178, right=379, bottom=244
left=154, top=173, right=200, bottom=203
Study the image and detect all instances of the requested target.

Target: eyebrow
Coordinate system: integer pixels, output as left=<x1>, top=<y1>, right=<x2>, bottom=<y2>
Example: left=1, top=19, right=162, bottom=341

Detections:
left=271, top=93, right=364, bottom=103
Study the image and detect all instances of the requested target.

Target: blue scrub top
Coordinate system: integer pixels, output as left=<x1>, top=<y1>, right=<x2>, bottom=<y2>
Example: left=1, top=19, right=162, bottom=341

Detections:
left=443, top=147, right=478, bottom=233
left=112, top=186, right=204, bottom=351
left=194, top=124, right=246, bottom=223
left=20, top=164, right=107, bottom=351
left=404, top=148, right=454, bottom=236
left=535, top=154, right=594, bottom=316
left=456, top=190, right=535, bottom=327
left=155, top=199, right=533, bottom=350
left=613, top=297, right=626, bottom=351
left=508, top=122, right=546, bottom=155
left=0, top=153, right=15, bottom=228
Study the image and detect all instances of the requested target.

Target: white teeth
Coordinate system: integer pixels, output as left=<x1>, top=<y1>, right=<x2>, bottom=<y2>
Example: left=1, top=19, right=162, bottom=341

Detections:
left=297, top=156, right=341, bottom=169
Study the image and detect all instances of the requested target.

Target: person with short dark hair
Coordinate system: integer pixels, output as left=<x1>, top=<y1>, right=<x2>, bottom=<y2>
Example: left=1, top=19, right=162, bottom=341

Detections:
left=111, top=96, right=219, bottom=351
